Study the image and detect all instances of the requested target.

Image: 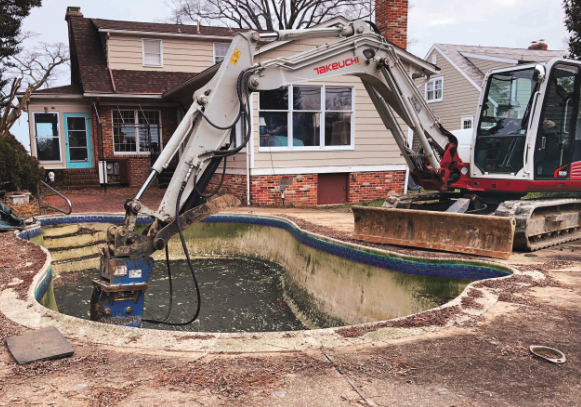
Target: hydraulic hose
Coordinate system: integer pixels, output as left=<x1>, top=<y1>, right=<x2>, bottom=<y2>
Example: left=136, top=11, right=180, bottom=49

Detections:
left=143, top=166, right=202, bottom=326
left=142, top=245, right=174, bottom=323
left=145, top=67, right=256, bottom=326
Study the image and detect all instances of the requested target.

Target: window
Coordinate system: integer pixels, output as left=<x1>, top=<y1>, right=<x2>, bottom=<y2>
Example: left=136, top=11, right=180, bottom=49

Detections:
left=425, top=77, right=443, bottom=102
left=214, top=43, right=230, bottom=64
left=461, top=116, right=473, bottom=130
left=432, top=54, right=437, bottom=65
left=474, top=67, right=536, bottom=174
left=112, top=109, right=162, bottom=154
left=66, top=116, right=89, bottom=162
left=34, top=113, right=60, bottom=161
left=143, top=39, right=162, bottom=67
left=258, top=85, right=354, bottom=150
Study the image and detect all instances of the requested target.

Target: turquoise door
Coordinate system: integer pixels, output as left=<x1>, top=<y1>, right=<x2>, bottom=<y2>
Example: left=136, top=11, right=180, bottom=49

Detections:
left=64, top=113, right=92, bottom=169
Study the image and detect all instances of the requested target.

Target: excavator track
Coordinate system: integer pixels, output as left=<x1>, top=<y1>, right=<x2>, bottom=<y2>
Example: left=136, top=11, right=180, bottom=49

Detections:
left=494, top=199, right=581, bottom=252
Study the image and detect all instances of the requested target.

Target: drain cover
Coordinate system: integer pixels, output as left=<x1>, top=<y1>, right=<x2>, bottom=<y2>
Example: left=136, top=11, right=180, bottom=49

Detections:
left=7, top=327, right=74, bottom=364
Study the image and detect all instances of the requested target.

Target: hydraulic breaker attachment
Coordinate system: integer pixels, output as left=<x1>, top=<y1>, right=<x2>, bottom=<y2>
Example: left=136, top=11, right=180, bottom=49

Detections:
left=89, top=194, right=242, bottom=327
left=90, top=249, right=153, bottom=327
left=352, top=206, right=516, bottom=259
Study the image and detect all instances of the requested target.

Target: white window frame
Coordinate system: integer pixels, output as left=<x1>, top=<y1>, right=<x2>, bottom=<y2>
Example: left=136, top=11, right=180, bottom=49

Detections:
left=258, top=84, right=355, bottom=152
left=213, top=43, right=230, bottom=64
left=142, top=39, right=163, bottom=67
left=33, top=111, right=62, bottom=163
left=425, top=77, right=444, bottom=103
left=112, top=109, right=163, bottom=155
left=461, top=116, right=474, bottom=130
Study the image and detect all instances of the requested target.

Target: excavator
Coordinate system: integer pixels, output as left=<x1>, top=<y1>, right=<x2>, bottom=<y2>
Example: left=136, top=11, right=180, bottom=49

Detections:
left=90, top=20, right=581, bottom=327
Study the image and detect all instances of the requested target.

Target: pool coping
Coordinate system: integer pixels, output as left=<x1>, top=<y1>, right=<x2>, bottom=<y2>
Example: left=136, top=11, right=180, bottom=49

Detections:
left=0, top=212, right=532, bottom=354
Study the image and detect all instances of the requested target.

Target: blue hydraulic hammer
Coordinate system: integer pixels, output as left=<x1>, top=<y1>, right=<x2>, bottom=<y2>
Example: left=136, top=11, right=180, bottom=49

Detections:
left=89, top=194, right=240, bottom=327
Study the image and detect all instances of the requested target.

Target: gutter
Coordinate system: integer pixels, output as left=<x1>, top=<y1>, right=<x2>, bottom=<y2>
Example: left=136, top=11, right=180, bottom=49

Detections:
left=98, top=28, right=242, bottom=41
left=83, top=93, right=162, bottom=99
left=29, top=94, right=84, bottom=99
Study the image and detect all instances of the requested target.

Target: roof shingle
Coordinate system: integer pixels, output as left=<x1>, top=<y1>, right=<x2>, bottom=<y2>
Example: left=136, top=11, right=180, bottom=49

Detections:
left=34, top=83, right=83, bottom=95
left=64, top=17, right=197, bottom=95
left=435, top=44, right=567, bottom=88
left=91, top=18, right=250, bottom=37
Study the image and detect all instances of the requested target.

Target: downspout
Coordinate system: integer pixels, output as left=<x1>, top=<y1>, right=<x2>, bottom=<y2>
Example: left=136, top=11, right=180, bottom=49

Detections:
left=108, top=68, right=117, bottom=93
left=93, top=99, right=106, bottom=193
left=404, top=128, right=413, bottom=195
left=246, top=120, right=251, bottom=206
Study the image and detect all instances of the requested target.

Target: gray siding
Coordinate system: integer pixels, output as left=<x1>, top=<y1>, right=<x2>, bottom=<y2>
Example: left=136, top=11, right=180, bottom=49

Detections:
left=420, top=49, right=482, bottom=132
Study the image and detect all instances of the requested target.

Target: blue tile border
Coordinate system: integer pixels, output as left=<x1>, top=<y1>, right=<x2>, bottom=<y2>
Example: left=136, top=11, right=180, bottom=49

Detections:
left=202, top=215, right=511, bottom=280
left=21, top=214, right=512, bottom=281
left=34, top=266, right=52, bottom=301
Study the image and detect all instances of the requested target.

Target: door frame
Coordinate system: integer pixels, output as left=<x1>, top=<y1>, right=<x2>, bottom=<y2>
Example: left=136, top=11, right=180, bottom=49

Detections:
left=533, top=62, right=580, bottom=180
left=64, top=113, right=93, bottom=169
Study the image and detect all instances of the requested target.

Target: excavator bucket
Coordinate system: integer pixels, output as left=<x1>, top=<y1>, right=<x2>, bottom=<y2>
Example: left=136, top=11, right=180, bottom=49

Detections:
left=352, top=206, right=516, bottom=259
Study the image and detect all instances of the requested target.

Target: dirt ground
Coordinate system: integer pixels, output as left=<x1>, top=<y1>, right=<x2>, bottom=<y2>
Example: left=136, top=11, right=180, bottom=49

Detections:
left=2, top=210, right=581, bottom=405
left=2, top=267, right=580, bottom=406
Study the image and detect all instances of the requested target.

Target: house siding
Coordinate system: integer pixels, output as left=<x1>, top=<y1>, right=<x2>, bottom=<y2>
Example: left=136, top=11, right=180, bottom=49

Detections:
left=251, top=38, right=408, bottom=171
left=419, top=49, right=482, bottom=132
left=107, top=33, right=229, bottom=73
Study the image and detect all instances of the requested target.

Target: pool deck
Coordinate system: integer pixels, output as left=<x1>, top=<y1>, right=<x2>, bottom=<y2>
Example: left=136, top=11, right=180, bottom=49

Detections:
left=3, top=197, right=581, bottom=405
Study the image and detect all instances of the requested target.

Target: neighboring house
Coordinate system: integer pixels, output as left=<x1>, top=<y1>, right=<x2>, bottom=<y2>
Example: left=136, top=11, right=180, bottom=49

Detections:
left=418, top=44, right=566, bottom=134
left=26, top=2, right=432, bottom=207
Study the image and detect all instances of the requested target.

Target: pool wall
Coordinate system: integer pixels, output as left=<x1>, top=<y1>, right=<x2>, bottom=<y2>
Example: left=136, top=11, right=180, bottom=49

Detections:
left=19, top=213, right=513, bottom=329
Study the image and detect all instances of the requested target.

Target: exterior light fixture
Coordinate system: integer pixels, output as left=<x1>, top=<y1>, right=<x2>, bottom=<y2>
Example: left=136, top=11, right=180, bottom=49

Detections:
left=363, top=48, right=376, bottom=60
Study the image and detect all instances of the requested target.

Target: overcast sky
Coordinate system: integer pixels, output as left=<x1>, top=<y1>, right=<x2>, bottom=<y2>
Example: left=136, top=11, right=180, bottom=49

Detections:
left=13, top=0, right=570, bottom=149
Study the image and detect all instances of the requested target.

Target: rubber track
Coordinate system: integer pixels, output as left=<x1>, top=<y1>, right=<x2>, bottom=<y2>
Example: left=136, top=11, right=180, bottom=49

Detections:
left=494, top=198, right=581, bottom=252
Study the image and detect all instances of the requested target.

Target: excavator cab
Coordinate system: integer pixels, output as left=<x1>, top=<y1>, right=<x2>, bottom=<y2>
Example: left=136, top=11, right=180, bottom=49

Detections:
left=471, top=59, right=581, bottom=187
left=474, top=66, right=535, bottom=175
left=533, top=63, right=577, bottom=180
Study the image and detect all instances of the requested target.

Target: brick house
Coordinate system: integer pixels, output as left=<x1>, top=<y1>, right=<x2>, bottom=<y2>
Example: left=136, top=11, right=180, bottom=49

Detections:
left=26, top=1, right=437, bottom=206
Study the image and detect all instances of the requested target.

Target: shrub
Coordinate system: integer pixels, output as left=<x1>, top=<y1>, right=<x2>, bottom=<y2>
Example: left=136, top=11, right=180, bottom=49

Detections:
left=0, top=133, right=44, bottom=194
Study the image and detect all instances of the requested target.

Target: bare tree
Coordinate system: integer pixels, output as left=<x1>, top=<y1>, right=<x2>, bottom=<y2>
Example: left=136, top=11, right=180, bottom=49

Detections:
left=165, top=0, right=375, bottom=30
left=0, top=41, right=69, bottom=137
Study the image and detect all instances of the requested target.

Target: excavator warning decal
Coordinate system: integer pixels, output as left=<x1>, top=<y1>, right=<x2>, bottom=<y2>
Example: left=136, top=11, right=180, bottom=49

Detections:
left=230, top=49, right=242, bottom=66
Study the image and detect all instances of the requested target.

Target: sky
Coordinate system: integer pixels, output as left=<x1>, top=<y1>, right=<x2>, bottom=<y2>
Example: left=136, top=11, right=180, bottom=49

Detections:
left=13, top=0, right=570, bottom=150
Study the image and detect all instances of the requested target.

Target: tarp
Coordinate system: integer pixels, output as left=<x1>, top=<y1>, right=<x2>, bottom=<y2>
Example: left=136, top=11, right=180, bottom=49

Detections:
left=0, top=201, right=25, bottom=232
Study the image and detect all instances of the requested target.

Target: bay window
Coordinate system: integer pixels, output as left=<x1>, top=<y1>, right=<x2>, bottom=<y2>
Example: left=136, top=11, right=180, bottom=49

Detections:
left=112, top=109, right=162, bottom=154
left=258, top=85, right=354, bottom=150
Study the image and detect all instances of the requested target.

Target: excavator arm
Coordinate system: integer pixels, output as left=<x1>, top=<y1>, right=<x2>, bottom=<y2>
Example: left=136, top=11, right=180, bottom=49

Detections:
left=90, top=20, right=463, bottom=327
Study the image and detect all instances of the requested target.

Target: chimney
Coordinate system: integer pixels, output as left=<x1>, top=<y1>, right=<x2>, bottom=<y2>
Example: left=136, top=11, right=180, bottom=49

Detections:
left=65, top=6, right=83, bottom=20
left=376, top=0, right=408, bottom=49
left=529, top=42, right=548, bottom=50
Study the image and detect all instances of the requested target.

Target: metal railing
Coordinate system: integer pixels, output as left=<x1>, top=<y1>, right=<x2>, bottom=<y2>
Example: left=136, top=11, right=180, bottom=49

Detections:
left=37, top=180, right=72, bottom=215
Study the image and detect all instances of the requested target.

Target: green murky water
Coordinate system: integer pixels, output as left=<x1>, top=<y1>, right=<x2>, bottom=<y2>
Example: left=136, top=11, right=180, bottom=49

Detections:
left=54, top=258, right=307, bottom=332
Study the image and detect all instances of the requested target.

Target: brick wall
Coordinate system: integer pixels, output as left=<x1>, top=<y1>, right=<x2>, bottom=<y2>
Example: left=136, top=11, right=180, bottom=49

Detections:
left=348, top=171, right=405, bottom=202
left=376, top=0, right=408, bottom=49
left=205, top=171, right=405, bottom=207
left=251, top=174, right=318, bottom=207
left=91, top=105, right=179, bottom=187
left=206, top=173, right=248, bottom=203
